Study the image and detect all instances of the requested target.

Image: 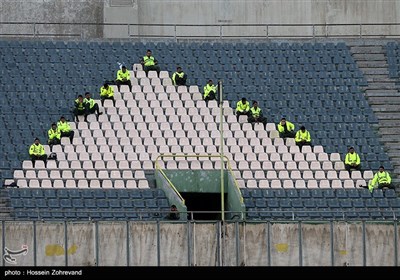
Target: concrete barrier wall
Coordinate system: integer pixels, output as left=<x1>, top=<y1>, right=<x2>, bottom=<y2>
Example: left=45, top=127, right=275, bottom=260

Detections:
left=130, top=223, right=158, bottom=266
left=301, top=223, right=332, bottom=266
left=159, top=223, right=189, bottom=266
left=192, top=223, right=218, bottom=266
left=3, top=222, right=34, bottom=266
left=243, top=223, right=269, bottom=266
left=98, top=222, right=127, bottom=266
left=1, top=221, right=398, bottom=266
left=67, top=223, right=95, bottom=266
left=1, top=0, right=399, bottom=38
left=365, top=223, right=396, bottom=266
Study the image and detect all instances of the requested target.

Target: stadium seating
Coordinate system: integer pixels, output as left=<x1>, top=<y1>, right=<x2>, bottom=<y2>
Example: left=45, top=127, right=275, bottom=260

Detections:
left=5, top=188, right=169, bottom=221
left=0, top=39, right=397, bottom=221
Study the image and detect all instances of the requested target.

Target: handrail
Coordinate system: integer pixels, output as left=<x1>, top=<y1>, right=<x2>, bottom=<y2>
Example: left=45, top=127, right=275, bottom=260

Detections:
left=154, top=154, right=185, bottom=204
left=1, top=22, right=400, bottom=39
left=154, top=153, right=243, bottom=204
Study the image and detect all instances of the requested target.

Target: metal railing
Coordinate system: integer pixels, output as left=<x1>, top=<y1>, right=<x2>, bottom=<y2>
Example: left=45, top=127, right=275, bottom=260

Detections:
left=1, top=22, right=400, bottom=39
left=1, top=208, right=398, bottom=222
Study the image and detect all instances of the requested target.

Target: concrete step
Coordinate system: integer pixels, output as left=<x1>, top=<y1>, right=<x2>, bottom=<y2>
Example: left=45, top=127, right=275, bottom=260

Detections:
left=374, top=112, right=400, bottom=122
left=380, top=135, right=400, bottom=142
left=368, top=97, right=400, bottom=105
left=353, top=53, right=386, bottom=60
left=362, top=68, right=389, bottom=75
left=380, top=119, right=400, bottom=126
left=365, top=90, right=399, bottom=95
left=367, top=83, right=398, bottom=90
left=392, top=169, right=400, bottom=176
left=387, top=154, right=400, bottom=161
left=387, top=144, right=400, bottom=150
left=391, top=178, right=400, bottom=184
left=372, top=105, right=400, bottom=112
left=350, top=46, right=383, bottom=53
left=366, top=76, right=395, bottom=82
left=347, top=41, right=387, bottom=46
left=389, top=163, right=400, bottom=169
left=383, top=144, right=400, bottom=151
left=358, top=61, right=388, bottom=68
left=0, top=214, right=11, bottom=219
left=378, top=128, right=400, bottom=135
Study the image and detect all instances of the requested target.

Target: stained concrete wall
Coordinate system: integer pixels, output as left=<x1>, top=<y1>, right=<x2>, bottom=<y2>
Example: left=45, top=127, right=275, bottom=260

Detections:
left=0, top=221, right=398, bottom=266
left=1, top=0, right=400, bottom=39
left=0, top=0, right=103, bottom=38
left=126, top=0, right=400, bottom=38
left=242, top=223, right=269, bottom=266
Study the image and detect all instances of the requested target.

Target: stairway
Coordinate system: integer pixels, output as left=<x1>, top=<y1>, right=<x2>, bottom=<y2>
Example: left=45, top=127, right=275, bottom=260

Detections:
left=349, top=41, right=400, bottom=189
left=0, top=189, right=12, bottom=220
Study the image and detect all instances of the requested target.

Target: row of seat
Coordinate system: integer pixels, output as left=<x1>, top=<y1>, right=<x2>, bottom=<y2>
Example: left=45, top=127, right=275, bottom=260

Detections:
left=242, top=188, right=397, bottom=199
left=16, top=159, right=349, bottom=173
left=246, top=208, right=399, bottom=220
left=14, top=169, right=146, bottom=180
left=12, top=209, right=162, bottom=221
left=39, top=150, right=339, bottom=164
left=245, top=198, right=400, bottom=209
left=6, top=187, right=164, bottom=198
left=236, top=179, right=365, bottom=189
left=244, top=186, right=400, bottom=220
left=10, top=179, right=150, bottom=189
left=11, top=198, right=168, bottom=209
left=14, top=164, right=370, bottom=180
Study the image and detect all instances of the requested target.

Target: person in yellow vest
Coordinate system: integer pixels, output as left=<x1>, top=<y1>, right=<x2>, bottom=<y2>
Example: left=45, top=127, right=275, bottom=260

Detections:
left=172, top=66, right=187, bottom=86
left=277, top=117, right=296, bottom=138
left=140, top=49, right=160, bottom=75
left=73, top=94, right=88, bottom=122
left=344, top=146, right=361, bottom=172
left=48, top=123, right=61, bottom=147
left=368, top=166, right=393, bottom=192
left=248, top=100, right=267, bottom=129
left=100, top=82, right=115, bottom=106
left=84, top=92, right=103, bottom=120
left=295, top=125, right=312, bottom=150
left=57, top=116, right=75, bottom=143
left=203, top=79, right=217, bottom=102
left=115, top=65, right=132, bottom=92
left=29, top=138, right=47, bottom=167
left=235, top=97, right=250, bottom=121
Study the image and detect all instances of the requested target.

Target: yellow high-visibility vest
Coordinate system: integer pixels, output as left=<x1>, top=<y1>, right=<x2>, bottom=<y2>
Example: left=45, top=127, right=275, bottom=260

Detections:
left=29, top=143, right=45, bottom=156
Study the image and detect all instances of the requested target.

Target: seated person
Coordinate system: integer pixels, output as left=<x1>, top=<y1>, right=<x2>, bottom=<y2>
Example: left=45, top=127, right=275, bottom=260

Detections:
left=115, top=65, right=132, bottom=92
left=57, top=116, right=75, bottom=143
left=235, top=97, right=250, bottom=121
left=100, top=82, right=115, bottom=106
left=248, top=100, right=267, bottom=129
left=277, top=117, right=296, bottom=138
left=73, top=94, right=88, bottom=122
left=344, top=146, right=361, bottom=171
left=203, top=79, right=217, bottom=102
left=48, top=123, right=61, bottom=147
left=172, top=66, right=187, bottom=86
left=295, top=126, right=312, bottom=150
left=29, top=138, right=47, bottom=167
left=166, top=204, right=180, bottom=220
left=84, top=92, right=103, bottom=120
left=368, top=166, right=393, bottom=192
left=140, top=49, right=160, bottom=75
